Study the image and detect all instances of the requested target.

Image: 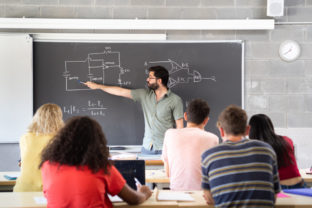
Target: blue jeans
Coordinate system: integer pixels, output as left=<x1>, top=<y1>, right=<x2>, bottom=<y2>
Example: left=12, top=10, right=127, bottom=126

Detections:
left=281, top=180, right=307, bottom=189
left=141, top=146, right=162, bottom=155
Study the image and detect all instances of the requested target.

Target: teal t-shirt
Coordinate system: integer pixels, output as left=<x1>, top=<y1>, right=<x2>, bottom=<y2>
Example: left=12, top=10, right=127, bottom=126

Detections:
left=131, top=88, right=183, bottom=150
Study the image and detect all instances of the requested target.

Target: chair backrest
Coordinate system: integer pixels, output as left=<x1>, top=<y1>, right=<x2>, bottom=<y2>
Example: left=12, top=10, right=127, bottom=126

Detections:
left=113, top=160, right=145, bottom=190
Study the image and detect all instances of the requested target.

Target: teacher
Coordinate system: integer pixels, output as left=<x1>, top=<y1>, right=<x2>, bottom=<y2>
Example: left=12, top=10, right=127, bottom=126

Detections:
left=85, top=65, right=183, bottom=155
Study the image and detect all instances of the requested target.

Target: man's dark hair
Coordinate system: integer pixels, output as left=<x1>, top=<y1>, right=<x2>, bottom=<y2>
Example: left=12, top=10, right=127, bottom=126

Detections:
left=39, top=116, right=111, bottom=173
left=186, top=99, right=210, bottom=125
left=217, top=105, right=247, bottom=136
left=148, top=65, right=169, bottom=88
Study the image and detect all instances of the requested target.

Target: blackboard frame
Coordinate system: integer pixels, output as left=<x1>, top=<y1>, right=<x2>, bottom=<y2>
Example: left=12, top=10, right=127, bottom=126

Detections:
left=33, top=40, right=244, bottom=146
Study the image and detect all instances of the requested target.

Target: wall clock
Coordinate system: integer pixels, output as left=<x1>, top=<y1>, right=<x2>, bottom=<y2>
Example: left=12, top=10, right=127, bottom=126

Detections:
left=279, top=40, right=301, bottom=62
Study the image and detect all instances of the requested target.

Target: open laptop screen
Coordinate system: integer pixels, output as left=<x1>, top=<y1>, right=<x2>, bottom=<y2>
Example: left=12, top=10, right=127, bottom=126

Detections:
left=113, top=160, right=145, bottom=190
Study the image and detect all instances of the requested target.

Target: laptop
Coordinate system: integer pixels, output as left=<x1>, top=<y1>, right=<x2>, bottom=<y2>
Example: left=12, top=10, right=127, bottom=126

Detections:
left=113, top=160, right=145, bottom=190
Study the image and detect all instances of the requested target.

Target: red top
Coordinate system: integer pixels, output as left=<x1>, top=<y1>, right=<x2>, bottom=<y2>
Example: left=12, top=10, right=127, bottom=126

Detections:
left=41, top=161, right=126, bottom=208
left=278, top=136, right=301, bottom=180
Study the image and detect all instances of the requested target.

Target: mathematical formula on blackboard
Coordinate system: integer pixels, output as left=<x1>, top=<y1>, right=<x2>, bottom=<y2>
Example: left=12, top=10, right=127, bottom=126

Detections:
left=62, top=47, right=216, bottom=117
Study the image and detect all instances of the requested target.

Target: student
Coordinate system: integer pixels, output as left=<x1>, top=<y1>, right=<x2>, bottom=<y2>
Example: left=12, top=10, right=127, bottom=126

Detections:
left=84, top=65, right=183, bottom=154
left=162, top=99, right=218, bottom=190
left=14, top=103, right=64, bottom=192
left=249, top=114, right=306, bottom=189
left=201, top=105, right=280, bottom=207
left=40, top=116, right=152, bottom=208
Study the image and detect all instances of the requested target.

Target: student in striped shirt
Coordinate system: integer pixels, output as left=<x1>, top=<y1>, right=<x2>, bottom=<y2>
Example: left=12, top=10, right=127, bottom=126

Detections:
left=201, top=105, right=281, bottom=208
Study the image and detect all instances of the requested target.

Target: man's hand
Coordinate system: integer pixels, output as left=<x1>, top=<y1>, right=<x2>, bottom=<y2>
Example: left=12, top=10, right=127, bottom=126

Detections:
left=84, top=81, right=132, bottom=98
left=137, top=184, right=152, bottom=200
left=84, top=81, right=101, bottom=90
left=203, top=190, right=214, bottom=205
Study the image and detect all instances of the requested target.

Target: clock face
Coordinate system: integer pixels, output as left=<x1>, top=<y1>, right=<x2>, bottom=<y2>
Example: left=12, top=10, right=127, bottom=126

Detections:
left=279, top=40, right=301, bottom=62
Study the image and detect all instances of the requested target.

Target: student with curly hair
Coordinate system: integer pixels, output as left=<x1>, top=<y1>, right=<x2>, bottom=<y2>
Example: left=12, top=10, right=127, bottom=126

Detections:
left=14, top=103, right=64, bottom=192
left=249, top=114, right=306, bottom=189
left=40, top=116, right=152, bottom=208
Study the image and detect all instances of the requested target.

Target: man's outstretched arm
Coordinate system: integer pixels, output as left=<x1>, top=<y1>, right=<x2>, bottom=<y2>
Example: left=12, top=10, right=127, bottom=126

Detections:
left=84, top=81, right=132, bottom=99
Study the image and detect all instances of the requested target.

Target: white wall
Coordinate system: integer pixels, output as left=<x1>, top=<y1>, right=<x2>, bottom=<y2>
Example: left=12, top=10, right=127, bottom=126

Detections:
left=0, top=34, right=33, bottom=143
left=275, top=128, right=312, bottom=169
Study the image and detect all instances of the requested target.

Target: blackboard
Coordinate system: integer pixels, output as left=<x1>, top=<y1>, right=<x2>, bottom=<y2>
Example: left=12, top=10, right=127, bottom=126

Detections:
left=34, top=41, right=243, bottom=145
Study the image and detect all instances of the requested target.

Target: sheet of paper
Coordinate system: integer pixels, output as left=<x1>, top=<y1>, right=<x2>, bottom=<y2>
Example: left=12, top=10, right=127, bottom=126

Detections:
left=108, top=194, right=123, bottom=202
left=33, top=196, right=47, bottom=204
left=157, top=192, right=194, bottom=201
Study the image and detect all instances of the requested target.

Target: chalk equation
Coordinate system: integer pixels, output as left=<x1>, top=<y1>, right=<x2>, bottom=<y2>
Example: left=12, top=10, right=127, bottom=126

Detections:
left=63, top=47, right=131, bottom=91
left=146, top=59, right=216, bottom=88
left=63, top=46, right=216, bottom=92
left=63, top=100, right=107, bottom=117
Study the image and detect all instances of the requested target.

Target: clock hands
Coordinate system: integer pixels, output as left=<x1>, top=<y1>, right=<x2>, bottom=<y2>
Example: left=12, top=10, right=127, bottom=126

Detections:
left=283, top=47, right=292, bottom=55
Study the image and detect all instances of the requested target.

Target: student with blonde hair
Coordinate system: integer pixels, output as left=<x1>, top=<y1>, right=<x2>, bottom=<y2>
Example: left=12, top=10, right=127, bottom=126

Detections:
left=14, top=103, right=64, bottom=192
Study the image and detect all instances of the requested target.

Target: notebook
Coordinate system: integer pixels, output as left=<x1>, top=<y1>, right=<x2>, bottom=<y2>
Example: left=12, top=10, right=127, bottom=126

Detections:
left=113, top=160, right=145, bottom=190
left=283, top=188, right=312, bottom=197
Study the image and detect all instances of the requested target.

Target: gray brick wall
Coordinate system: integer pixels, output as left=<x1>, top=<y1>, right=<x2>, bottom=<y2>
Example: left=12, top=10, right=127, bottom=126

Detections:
left=0, top=0, right=311, bottom=130
left=0, top=0, right=312, bottom=169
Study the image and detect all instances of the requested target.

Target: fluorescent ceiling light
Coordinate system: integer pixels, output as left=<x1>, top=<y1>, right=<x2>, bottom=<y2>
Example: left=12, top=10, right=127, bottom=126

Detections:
left=32, top=33, right=167, bottom=42
left=0, top=18, right=275, bottom=30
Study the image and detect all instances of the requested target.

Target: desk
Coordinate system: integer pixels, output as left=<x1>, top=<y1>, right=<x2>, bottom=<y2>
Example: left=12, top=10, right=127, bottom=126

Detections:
left=145, top=160, right=163, bottom=166
left=145, top=169, right=169, bottom=184
left=1, top=191, right=312, bottom=208
left=0, top=172, right=18, bottom=191
left=0, top=172, right=16, bottom=186
left=300, top=169, right=312, bottom=184
left=110, top=151, right=164, bottom=166
left=0, top=170, right=169, bottom=191
left=0, top=192, right=45, bottom=208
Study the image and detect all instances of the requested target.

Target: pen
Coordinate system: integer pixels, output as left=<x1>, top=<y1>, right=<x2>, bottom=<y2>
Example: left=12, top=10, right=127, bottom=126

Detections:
left=77, top=80, right=84, bottom=84
left=134, top=177, right=142, bottom=186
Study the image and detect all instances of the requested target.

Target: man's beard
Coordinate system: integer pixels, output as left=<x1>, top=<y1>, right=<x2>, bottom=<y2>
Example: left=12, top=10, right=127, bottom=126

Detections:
left=147, top=82, right=159, bottom=90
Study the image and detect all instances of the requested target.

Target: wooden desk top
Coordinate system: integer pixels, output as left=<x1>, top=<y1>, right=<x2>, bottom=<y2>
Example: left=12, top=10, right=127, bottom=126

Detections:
left=110, top=151, right=164, bottom=166
left=1, top=191, right=312, bottom=208
left=0, top=172, right=18, bottom=186
left=1, top=168, right=311, bottom=185
left=276, top=193, right=312, bottom=208
left=146, top=168, right=312, bottom=184
left=0, top=170, right=169, bottom=186
left=300, top=169, right=312, bottom=183
left=145, top=160, right=164, bottom=166
left=0, top=192, right=45, bottom=208
left=145, top=169, right=169, bottom=183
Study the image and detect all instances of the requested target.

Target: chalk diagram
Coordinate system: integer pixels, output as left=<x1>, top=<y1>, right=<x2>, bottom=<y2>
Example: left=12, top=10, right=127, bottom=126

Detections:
left=146, top=59, right=216, bottom=88
left=63, top=48, right=131, bottom=91
left=63, top=100, right=107, bottom=117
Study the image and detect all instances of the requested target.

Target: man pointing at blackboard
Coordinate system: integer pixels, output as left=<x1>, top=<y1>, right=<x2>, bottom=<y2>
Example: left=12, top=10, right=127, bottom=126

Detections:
left=85, top=66, right=184, bottom=155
